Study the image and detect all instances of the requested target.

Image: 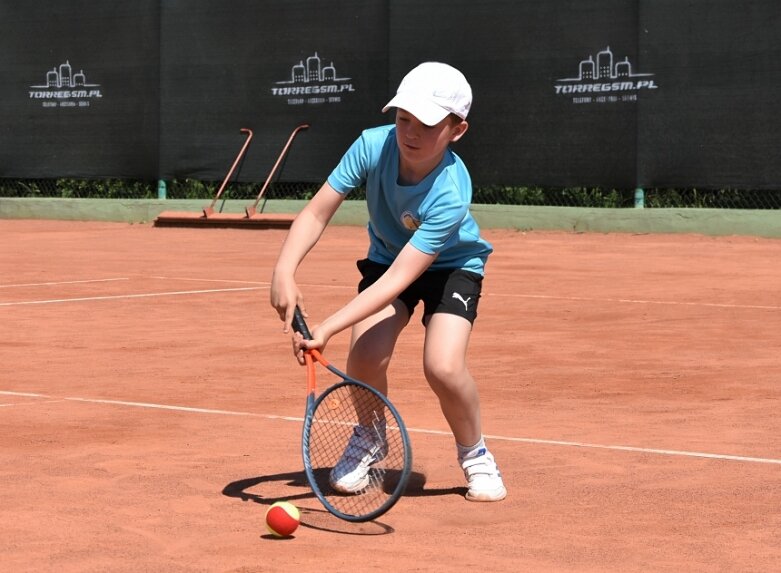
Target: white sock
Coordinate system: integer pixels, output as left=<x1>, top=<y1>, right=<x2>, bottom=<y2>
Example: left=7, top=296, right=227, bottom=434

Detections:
left=456, top=436, right=486, bottom=461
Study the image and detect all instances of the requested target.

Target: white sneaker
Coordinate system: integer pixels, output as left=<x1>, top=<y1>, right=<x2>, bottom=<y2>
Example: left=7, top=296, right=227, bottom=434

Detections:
left=329, top=424, right=387, bottom=494
left=460, top=448, right=507, bottom=502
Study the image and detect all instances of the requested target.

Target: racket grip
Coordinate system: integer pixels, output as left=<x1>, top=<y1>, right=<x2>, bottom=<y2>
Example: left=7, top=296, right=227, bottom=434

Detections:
left=292, top=306, right=313, bottom=340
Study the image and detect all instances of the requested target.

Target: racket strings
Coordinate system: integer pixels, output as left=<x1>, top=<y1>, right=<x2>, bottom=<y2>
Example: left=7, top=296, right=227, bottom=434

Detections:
left=306, top=383, right=408, bottom=519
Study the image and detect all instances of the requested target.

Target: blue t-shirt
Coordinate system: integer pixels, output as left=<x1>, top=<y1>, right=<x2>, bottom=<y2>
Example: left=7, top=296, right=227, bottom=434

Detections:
left=327, top=125, right=493, bottom=275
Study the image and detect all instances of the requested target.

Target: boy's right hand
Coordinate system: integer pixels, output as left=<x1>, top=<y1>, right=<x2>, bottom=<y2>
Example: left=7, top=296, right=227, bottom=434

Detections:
left=269, top=271, right=306, bottom=334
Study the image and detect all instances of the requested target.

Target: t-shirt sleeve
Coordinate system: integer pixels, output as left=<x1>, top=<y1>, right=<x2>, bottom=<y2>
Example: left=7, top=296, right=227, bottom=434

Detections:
left=326, top=132, right=372, bottom=194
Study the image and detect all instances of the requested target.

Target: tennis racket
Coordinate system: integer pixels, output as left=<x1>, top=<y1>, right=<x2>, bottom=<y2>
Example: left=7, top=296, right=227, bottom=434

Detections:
left=291, top=306, right=412, bottom=522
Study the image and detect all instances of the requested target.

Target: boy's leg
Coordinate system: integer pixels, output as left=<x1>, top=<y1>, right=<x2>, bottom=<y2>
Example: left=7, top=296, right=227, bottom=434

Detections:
left=346, top=299, right=409, bottom=396
left=423, top=313, right=507, bottom=502
left=422, top=313, right=481, bottom=446
left=330, top=300, right=409, bottom=494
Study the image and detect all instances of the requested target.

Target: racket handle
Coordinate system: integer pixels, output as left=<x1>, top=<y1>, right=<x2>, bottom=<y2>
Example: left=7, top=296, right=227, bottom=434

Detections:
left=292, top=306, right=313, bottom=340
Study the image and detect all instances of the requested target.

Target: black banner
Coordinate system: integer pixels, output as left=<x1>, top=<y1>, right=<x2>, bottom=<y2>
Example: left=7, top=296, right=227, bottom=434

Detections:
left=159, top=0, right=388, bottom=183
left=0, top=2, right=160, bottom=179
left=389, top=0, right=641, bottom=188
left=637, top=0, right=781, bottom=189
left=1, top=1, right=780, bottom=189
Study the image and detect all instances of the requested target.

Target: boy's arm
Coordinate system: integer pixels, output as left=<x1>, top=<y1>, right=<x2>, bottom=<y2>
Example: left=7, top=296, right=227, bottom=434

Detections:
left=270, top=182, right=345, bottom=332
left=303, top=242, right=436, bottom=351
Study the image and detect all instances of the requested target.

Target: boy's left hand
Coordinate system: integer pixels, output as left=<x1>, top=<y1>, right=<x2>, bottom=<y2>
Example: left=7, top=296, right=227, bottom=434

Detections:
left=292, top=324, right=330, bottom=365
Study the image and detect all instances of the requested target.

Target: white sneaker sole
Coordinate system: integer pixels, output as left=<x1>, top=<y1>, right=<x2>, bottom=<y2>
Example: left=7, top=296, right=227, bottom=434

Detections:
left=330, top=472, right=370, bottom=494
left=465, top=485, right=507, bottom=502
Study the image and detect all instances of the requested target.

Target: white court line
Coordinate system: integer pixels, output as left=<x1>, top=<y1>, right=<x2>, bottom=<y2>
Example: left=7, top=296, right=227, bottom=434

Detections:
left=0, top=399, right=66, bottom=408
left=0, top=278, right=129, bottom=289
left=0, top=286, right=263, bottom=307
left=1, top=390, right=779, bottom=466
left=150, top=277, right=780, bottom=311
left=495, top=292, right=781, bottom=311
left=151, top=276, right=268, bottom=285
left=2, top=274, right=773, bottom=311
left=150, top=276, right=357, bottom=290
left=152, top=276, right=354, bottom=291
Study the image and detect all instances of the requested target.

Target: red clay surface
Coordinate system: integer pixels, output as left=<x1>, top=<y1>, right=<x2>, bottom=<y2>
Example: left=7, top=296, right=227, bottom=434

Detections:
left=1, top=219, right=779, bottom=573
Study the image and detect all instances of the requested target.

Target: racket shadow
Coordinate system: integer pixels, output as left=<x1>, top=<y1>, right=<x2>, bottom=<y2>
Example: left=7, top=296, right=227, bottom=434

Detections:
left=222, top=469, right=464, bottom=535
left=221, top=470, right=314, bottom=505
left=222, top=470, right=395, bottom=536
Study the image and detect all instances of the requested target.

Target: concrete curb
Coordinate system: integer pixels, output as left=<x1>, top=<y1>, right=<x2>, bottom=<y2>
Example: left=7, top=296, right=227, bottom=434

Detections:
left=1, top=198, right=779, bottom=238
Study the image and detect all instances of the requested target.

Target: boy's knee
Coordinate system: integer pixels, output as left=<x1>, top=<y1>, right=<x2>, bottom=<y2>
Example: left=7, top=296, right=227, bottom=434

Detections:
left=348, top=346, right=391, bottom=378
left=423, top=359, right=464, bottom=388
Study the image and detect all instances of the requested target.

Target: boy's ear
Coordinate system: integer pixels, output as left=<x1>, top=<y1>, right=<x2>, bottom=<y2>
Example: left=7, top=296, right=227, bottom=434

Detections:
left=450, top=120, right=469, bottom=142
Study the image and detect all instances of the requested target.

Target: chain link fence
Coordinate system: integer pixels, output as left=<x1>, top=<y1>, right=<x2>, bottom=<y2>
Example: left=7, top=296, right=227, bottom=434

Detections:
left=1, top=178, right=780, bottom=209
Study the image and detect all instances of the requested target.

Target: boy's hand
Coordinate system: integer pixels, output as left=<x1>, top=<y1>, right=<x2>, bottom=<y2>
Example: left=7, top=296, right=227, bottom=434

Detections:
left=292, top=324, right=330, bottom=365
left=269, top=272, right=306, bottom=333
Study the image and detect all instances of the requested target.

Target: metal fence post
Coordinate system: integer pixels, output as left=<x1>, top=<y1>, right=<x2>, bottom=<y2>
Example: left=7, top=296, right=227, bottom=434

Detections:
left=634, top=187, right=645, bottom=208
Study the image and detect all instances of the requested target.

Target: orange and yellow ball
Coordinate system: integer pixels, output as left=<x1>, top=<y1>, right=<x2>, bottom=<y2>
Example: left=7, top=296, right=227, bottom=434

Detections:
left=265, top=501, right=300, bottom=537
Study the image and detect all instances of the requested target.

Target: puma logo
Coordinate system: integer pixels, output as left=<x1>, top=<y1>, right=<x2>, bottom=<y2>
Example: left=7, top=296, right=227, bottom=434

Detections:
left=452, top=292, right=471, bottom=311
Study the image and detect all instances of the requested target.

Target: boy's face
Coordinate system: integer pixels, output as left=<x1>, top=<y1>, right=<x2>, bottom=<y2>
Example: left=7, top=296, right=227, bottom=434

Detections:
left=394, top=109, right=468, bottom=173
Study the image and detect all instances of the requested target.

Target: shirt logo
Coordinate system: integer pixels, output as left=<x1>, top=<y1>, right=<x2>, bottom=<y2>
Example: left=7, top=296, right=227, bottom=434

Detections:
left=400, top=211, right=421, bottom=230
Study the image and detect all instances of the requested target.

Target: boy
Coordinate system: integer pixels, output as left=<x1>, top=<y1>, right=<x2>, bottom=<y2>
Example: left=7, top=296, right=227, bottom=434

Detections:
left=270, top=62, right=506, bottom=502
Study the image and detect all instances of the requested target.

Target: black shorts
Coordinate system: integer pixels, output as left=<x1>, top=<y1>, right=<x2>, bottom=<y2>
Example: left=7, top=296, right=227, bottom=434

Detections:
left=356, top=258, right=483, bottom=325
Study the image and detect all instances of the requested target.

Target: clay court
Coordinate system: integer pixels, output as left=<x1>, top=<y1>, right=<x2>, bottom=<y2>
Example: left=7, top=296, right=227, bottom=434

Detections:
left=1, top=219, right=779, bottom=572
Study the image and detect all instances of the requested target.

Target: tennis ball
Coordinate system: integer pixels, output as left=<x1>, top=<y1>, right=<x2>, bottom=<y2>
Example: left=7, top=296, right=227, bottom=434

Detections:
left=265, top=501, right=300, bottom=537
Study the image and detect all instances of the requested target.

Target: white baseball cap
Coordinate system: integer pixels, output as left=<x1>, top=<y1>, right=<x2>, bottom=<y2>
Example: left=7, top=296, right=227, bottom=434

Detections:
left=382, top=62, right=472, bottom=126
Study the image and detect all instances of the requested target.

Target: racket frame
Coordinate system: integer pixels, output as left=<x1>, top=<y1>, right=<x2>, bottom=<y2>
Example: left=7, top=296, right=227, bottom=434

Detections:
left=293, top=307, right=412, bottom=522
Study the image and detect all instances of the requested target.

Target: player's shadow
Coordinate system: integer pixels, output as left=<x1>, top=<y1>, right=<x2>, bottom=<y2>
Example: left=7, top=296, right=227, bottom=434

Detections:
left=398, top=470, right=467, bottom=498
left=221, top=469, right=463, bottom=504
left=222, top=469, right=464, bottom=536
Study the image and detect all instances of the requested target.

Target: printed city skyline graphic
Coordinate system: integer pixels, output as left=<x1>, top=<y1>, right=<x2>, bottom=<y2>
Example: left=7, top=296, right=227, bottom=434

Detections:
left=31, top=60, right=100, bottom=89
left=271, top=51, right=355, bottom=106
left=276, top=52, right=350, bottom=84
left=557, top=46, right=653, bottom=82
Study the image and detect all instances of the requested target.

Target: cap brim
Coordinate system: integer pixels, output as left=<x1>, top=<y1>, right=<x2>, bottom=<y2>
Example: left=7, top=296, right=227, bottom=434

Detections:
left=382, top=93, right=450, bottom=126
